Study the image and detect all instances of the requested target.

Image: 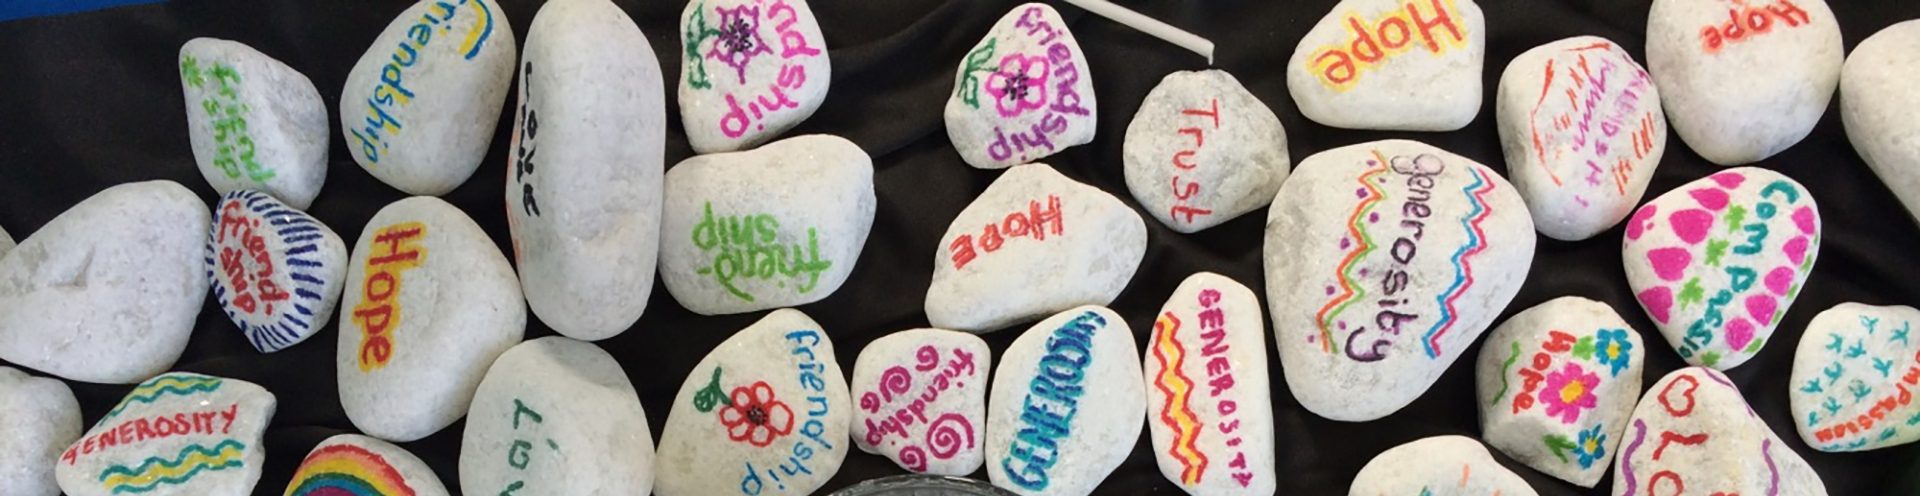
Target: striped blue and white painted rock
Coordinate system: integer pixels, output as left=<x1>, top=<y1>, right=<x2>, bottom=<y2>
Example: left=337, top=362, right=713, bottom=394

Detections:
left=206, top=190, right=346, bottom=353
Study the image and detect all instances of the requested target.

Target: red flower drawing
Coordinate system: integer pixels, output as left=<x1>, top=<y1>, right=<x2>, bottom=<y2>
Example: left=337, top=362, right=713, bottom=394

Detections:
left=718, top=381, right=794, bottom=447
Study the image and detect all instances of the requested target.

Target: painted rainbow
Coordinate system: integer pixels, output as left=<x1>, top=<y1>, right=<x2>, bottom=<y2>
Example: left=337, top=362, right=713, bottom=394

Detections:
left=284, top=444, right=416, bottom=496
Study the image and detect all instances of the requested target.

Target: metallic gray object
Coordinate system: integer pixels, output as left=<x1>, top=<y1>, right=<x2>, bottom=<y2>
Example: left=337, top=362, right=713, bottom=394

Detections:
left=829, top=475, right=1015, bottom=496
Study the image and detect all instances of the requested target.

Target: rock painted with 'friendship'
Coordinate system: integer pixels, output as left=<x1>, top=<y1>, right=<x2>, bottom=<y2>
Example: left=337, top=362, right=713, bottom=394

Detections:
left=1288, top=0, right=1487, bottom=131
left=1611, top=367, right=1827, bottom=495
left=945, top=3, right=1096, bottom=169
left=1123, top=70, right=1290, bottom=234
left=179, top=38, right=328, bottom=209
left=986, top=306, right=1144, bottom=496
left=1647, top=0, right=1842, bottom=165
left=284, top=434, right=449, bottom=496
left=678, top=0, right=830, bottom=153
left=1790, top=303, right=1920, bottom=452
left=208, top=190, right=347, bottom=353
left=1475, top=297, right=1644, bottom=487
left=1142, top=273, right=1276, bottom=496
left=57, top=372, right=276, bottom=496
left=461, top=337, right=655, bottom=495
left=851, top=328, right=990, bottom=476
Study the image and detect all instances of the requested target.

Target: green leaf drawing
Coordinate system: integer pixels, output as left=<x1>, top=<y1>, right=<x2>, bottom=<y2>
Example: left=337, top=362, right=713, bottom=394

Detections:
left=1678, top=277, right=1706, bottom=310
left=1745, top=336, right=1767, bottom=353
left=1700, top=351, right=1722, bottom=368
left=957, top=39, right=997, bottom=109
left=682, top=4, right=721, bottom=90
left=1572, top=336, right=1596, bottom=361
left=1704, top=239, right=1730, bottom=267
left=1724, top=205, right=1747, bottom=233
left=1542, top=434, right=1576, bottom=463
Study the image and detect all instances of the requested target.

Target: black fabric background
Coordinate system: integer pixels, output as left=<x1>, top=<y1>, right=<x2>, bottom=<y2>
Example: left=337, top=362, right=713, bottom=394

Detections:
left=2, top=0, right=1918, bottom=494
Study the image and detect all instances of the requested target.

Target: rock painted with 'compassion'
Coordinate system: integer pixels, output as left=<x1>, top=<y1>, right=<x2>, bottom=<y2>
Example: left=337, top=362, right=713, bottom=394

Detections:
left=1475, top=297, right=1644, bottom=487
left=1843, top=20, right=1920, bottom=223
left=986, top=306, right=1144, bottom=496
left=1265, top=140, right=1534, bottom=421
left=461, top=337, right=655, bottom=495
left=1647, top=0, right=1842, bottom=165
left=1611, top=367, right=1827, bottom=495
left=0, top=367, right=81, bottom=496
left=678, top=0, right=830, bottom=153
left=1287, top=0, right=1487, bottom=131
left=945, top=3, right=1096, bottom=169
left=179, top=38, right=328, bottom=209
left=285, top=434, right=449, bottom=496
left=1142, top=273, right=1276, bottom=496
left=57, top=373, right=276, bottom=496
left=1348, top=436, right=1538, bottom=496
left=1123, top=70, right=1290, bottom=234
left=851, top=328, right=990, bottom=476
left=1790, top=303, right=1920, bottom=452
left=208, top=190, right=347, bottom=353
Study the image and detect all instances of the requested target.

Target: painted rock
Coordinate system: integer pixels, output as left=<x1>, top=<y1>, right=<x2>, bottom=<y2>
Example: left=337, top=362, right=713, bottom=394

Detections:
left=1496, top=36, right=1667, bottom=241
left=0, top=224, right=12, bottom=258
left=1611, top=367, right=1827, bottom=495
left=56, top=372, right=276, bottom=496
left=1123, top=70, right=1290, bottom=234
left=178, top=38, right=328, bottom=210
left=0, top=367, right=81, bottom=496
left=1286, top=0, right=1486, bottom=131
left=0, top=181, right=210, bottom=384
left=1789, top=303, right=1920, bottom=452
left=655, top=309, right=850, bottom=496
left=1264, top=140, right=1534, bottom=421
left=986, top=306, right=1144, bottom=496
left=677, top=0, right=830, bottom=153
left=207, top=190, right=348, bottom=353
left=1142, top=273, right=1276, bottom=496
left=660, top=135, right=875, bottom=315
left=1647, top=0, right=1841, bottom=165
left=851, top=328, right=990, bottom=476
left=340, top=0, right=516, bottom=196
left=506, top=0, right=664, bottom=340
left=461, top=337, right=655, bottom=495
left=927, top=163, right=1147, bottom=333
left=1348, top=436, right=1538, bottom=496
left=337, top=196, right=526, bottom=442
left=1843, top=20, right=1920, bottom=223
left=1474, top=297, right=1645, bottom=487
left=1623, top=168, right=1819, bottom=370
left=285, top=434, right=450, bottom=496
left=944, top=3, right=1097, bottom=169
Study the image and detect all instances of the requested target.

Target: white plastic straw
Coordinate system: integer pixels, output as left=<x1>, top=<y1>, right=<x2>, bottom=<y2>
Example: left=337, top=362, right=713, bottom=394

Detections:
left=1062, top=0, right=1215, bottom=64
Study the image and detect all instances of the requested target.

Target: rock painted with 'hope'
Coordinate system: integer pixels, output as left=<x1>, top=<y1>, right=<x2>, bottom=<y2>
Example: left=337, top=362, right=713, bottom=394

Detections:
left=986, top=306, right=1144, bottom=496
left=337, top=196, right=526, bottom=442
left=1647, top=0, right=1841, bottom=165
left=1348, top=436, right=1538, bottom=496
left=945, top=3, right=1097, bottom=169
left=678, top=0, right=830, bottom=154
left=1611, top=367, right=1827, bottom=496
left=1287, top=0, right=1486, bottom=131
left=179, top=38, right=328, bottom=210
left=0, top=181, right=210, bottom=384
left=1265, top=140, right=1534, bottom=422
left=655, top=309, right=850, bottom=496
left=1789, top=303, right=1920, bottom=452
left=1123, top=70, right=1290, bottom=234
left=284, top=434, right=449, bottom=496
left=460, top=337, right=655, bottom=495
left=57, top=372, right=277, bottom=496
left=660, top=134, right=875, bottom=315
left=1475, top=297, right=1645, bottom=487
left=0, top=367, right=81, bottom=496
left=1623, top=167, right=1819, bottom=370
left=1497, top=36, right=1667, bottom=241
left=928, top=163, right=1147, bottom=333
left=851, top=328, right=990, bottom=476
left=341, top=0, right=516, bottom=196
left=208, top=190, right=347, bottom=353
left=1843, top=20, right=1920, bottom=223
left=506, top=0, right=664, bottom=340
left=1142, top=273, right=1275, bottom=496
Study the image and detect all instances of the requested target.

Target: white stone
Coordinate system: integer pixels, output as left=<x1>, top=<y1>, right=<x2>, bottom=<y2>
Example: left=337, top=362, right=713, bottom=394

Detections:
left=1789, top=303, right=1920, bottom=452
left=0, top=367, right=81, bottom=496
left=677, top=0, right=830, bottom=153
left=1646, top=0, right=1841, bottom=165
left=0, top=181, right=210, bottom=384
left=1348, top=436, right=1538, bottom=496
left=1843, top=20, right=1920, bottom=223
left=1474, top=296, right=1645, bottom=487
left=207, top=190, right=348, bottom=353
left=1141, top=273, right=1275, bottom=496
left=507, top=0, right=664, bottom=340
left=927, top=163, right=1146, bottom=333
left=178, top=38, right=328, bottom=210
left=1265, top=140, right=1534, bottom=422
left=337, top=196, right=526, bottom=442
left=0, top=225, right=13, bottom=259
left=284, top=434, right=450, bottom=496
left=1611, top=367, right=1827, bottom=495
left=943, top=3, right=1096, bottom=169
left=660, top=135, right=875, bottom=315
left=1286, top=0, right=1486, bottom=131
left=655, top=309, right=850, bottom=496
left=986, top=306, right=1143, bottom=496
left=1623, top=167, right=1818, bottom=370
left=850, top=328, right=990, bottom=476
left=1496, top=36, right=1667, bottom=241
left=56, top=372, right=276, bottom=496
left=1123, top=70, right=1290, bottom=234
left=461, top=337, right=655, bottom=495
left=340, top=0, right=517, bottom=195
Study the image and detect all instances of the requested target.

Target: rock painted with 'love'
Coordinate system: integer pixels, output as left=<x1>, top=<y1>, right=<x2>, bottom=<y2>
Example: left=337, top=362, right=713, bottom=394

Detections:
left=1790, top=303, right=1920, bottom=452
left=1475, top=296, right=1644, bottom=487
left=1611, top=367, right=1827, bottom=495
left=208, top=190, right=347, bottom=353
left=944, top=3, right=1097, bottom=169
left=678, top=0, right=830, bottom=153
left=57, top=372, right=276, bottom=496
left=851, top=328, right=990, bottom=476
left=1143, top=273, right=1276, bottom=496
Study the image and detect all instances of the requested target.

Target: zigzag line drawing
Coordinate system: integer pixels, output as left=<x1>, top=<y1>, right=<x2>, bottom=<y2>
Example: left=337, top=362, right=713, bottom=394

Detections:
left=1425, top=166, right=1495, bottom=358
left=1314, top=152, right=1392, bottom=355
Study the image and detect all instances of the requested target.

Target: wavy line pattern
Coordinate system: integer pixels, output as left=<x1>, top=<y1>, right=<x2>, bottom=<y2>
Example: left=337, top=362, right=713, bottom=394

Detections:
left=1315, top=152, right=1392, bottom=354
left=104, top=374, right=224, bottom=419
left=1151, top=313, right=1208, bottom=484
left=98, top=439, right=247, bottom=494
left=1619, top=419, right=1647, bottom=496
left=1762, top=438, right=1780, bottom=496
left=1489, top=341, right=1521, bottom=406
left=1425, top=166, right=1495, bottom=358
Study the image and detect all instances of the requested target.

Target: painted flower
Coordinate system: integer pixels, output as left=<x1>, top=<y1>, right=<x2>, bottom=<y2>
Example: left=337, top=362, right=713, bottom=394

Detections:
left=1539, top=362, right=1600, bottom=424
left=984, top=53, right=1050, bottom=118
left=1594, top=328, right=1633, bottom=377
left=718, top=381, right=794, bottom=447
left=1575, top=424, right=1607, bottom=469
left=705, top=4, right=773, bottom=84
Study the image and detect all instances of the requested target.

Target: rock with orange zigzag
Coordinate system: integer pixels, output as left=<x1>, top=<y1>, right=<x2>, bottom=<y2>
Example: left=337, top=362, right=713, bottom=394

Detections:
left=1143, top=273, right=1275, bottom=496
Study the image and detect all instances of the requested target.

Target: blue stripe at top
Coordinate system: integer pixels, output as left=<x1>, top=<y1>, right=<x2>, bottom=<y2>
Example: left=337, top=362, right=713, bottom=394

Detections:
left=1, top=0, right=164, bottom=23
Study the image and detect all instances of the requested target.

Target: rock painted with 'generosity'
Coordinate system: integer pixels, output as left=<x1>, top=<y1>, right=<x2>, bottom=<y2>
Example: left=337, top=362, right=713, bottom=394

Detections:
left=208, top=190, right=347, bottom=353
left=851, top=328, right=990, bottom=476
left=1843, top=20, right=1920, bottom=223
left=284, top=434, right=449, bottom=496
left=1647, top=0, right=1842, bottom=165
left=1123, top=70, right=1290, bottom=234
left=179, top=38, right=328, bottom=209
left=461, top=337, right=655, bottom=495
left=1348, top=436, right=1538, bottom=496
left=341, top=0, right=516, bottom=195
left=1287, top=0, right=1487, bottom=131
left=1611, top=367, right=1827, bottom=495
left=0, top=366, right=81, bottom=496
left=1265, top=140, right=1535, bottom=421
left=57, top=373, right=277, bottom=496
left=1790, top=303, right=1920, bottom=452
left=0, top=181, right=210, bottom=384
left=1475, top=297, right=1645, bottom=487
left=1142, top=273, right=1276, bottom=496
left=507, top=0, right=664, bottom=340
left=986, top=306, right=1144, bottom=496
left=1623, top=167, right=1819, bottom=370
left=678, top=0, right=830, bottom=153
left=945, top=2, right=1096, bottom=169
